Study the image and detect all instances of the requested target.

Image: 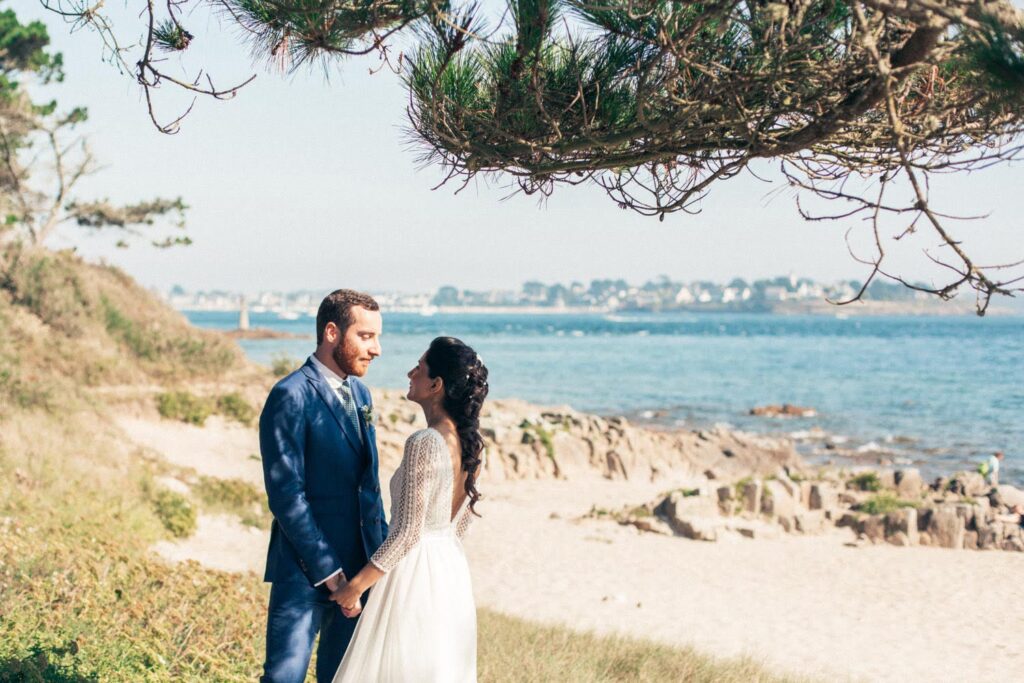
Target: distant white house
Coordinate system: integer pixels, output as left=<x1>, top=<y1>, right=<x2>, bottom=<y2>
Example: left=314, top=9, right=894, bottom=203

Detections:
left=674, top=286, right=695, bottom=304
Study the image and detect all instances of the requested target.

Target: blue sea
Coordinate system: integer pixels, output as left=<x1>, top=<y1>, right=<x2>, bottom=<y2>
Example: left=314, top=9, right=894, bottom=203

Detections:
left=185, top=310, right=1024, bottom=485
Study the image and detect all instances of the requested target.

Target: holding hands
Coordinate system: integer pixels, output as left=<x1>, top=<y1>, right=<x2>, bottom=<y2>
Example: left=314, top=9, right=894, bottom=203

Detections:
left=331, top=581, right=363, bottom=617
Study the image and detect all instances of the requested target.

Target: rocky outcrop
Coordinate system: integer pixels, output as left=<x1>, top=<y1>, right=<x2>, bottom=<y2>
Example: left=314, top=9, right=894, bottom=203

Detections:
left=371, top=390, right=802, bottom=483
left=749, top=404, right=817, bottom=418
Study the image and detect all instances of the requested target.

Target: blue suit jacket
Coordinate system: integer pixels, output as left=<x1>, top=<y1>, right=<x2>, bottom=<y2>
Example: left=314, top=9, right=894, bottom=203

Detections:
left=259, top=358, right=388, bottom=585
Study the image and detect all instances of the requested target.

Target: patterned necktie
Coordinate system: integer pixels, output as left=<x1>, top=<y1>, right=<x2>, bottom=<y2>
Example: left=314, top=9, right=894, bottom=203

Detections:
left=339, top=379, right=363, bottom=444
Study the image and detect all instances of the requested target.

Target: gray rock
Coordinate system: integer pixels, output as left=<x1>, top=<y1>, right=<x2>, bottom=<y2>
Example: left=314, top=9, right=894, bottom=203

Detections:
left=928, top=507, right=965, bottom=549
left=836, top=512, right=862, bottom=529
left=888, top=532, right=911, bottom=546
left=743, top=480, right=762, bottom=515
left=978, top=527, right=1000, bottom=550
left=861, top=514, right=887, bottom=542
left=737, top=522, right=781, bottom=540
left=895, top=468, right=923, bottom=499
left=795, top=511, right=826, bottom=534
left=919, top=531, right=932, bottom=546
left=808, top=483, right=837, bottom=511
left=995, top=485, right=1024, bottom=510
left=669, top=516, right=719, bottom=542
left=885, top=508, right=919, bottom=546
left=716, top=485, right=734, bottom=514
left=762, top=480, right=797, bottom=520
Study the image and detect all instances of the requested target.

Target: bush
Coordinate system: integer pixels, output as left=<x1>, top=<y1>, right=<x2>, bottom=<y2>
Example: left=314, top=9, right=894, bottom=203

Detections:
left=0, top=245, right=88, bottom=335
left=156, top=391, right=213, bottom=426
left=151, top=490, right=197, bottom=538
left=859, top=493, right=917, bottom=516
left=193, top=476, right=270, bottom=528
left=217, top=393, right=256, bottom=426
left=270, top=353, right=298, bottom=377
left=849, top=472, right=882, bottom=492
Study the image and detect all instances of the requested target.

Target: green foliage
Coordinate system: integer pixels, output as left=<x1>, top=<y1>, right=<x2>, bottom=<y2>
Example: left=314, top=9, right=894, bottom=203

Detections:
left=157, top=391, right=257, bottom=427
left=858, top=494, right=918, bottom=516
left=217, top=392, right=256, bottom=426
left=156, top=391, right=214, bottom=426
left=270, top=353, right=298, bottom=377
left=151, top=489, right=197, bottom=538
left=521, top=420, right=556, bottom=461
left=478, top=609, right=807, bottom=682
left=102, top=295, right=158, bottom=361
left=193, top=476, right=270, bottom=528
left=849, top=472, right=881, bottom=492
left=1, top=245, right=88, bottom=335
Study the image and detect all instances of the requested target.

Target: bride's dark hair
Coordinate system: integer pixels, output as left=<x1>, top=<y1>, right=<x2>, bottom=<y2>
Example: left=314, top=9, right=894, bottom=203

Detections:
left=425, top=336, right=489, bottom=515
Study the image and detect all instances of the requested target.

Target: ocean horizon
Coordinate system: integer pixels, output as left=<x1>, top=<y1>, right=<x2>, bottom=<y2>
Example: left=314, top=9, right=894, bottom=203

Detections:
left=185, top=310, right=1024, bottom=486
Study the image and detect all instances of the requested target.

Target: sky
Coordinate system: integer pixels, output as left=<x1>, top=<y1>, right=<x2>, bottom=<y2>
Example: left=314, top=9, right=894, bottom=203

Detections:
left=19, top=1, right=1024, bottom=296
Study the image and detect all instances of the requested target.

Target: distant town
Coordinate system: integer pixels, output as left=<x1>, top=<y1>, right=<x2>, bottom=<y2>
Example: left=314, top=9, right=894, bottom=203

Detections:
left=166, top=275, right=945, bottom=316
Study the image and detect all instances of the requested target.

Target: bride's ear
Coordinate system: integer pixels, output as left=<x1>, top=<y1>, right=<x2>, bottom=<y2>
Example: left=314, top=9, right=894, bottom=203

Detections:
left=431, top=377, right=444, bottom=396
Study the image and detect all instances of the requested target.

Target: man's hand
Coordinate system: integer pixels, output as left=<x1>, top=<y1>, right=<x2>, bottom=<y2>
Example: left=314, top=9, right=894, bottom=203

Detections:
left=330, top=581, right=364, bottom=618
left=324, top=572, right=346, bottom=594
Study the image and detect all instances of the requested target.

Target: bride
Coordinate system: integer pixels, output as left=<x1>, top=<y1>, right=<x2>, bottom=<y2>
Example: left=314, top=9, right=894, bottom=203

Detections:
left=331, top=336, right=488, bottom=682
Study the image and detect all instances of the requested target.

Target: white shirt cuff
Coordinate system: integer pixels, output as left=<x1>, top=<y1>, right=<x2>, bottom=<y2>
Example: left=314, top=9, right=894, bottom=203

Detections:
left=315, top=568, right=345, bottom=587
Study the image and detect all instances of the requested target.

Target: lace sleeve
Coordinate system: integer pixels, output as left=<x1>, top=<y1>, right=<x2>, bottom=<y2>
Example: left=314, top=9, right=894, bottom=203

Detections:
left=369, top=430, right=443, bottom=572
left=454, top=503, right=474, bottom=540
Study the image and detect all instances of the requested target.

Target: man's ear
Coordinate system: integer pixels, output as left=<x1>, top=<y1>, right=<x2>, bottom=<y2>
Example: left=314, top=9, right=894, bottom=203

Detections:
left=325, top=322, right=338, bottom=343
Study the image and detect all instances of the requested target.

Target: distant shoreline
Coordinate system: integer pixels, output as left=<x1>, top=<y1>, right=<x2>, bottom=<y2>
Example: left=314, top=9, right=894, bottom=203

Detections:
left=179, top=301, right=1015, bottom=317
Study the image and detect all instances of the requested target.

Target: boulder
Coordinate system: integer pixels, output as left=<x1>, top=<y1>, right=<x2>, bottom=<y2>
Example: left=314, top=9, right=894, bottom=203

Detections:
left=885, top=508, right=919, bottom=546
left=655, top=490, right=716, bottom=521
left=978, top=527, right=1000, bottom=550
left=716, top=485, right=735, bottom=515
left=928, top=507, right=965, bottom=549
left=777, top=474, right=801, bottom=501
left=878, top=470, right=897, bottom=490
left=669, top=516, right=719, bottom=542
left=736, top=521, right=781, bottom=540
left=948, top=472, right=988, bottom=497
left=762, top=480, right=797, bottom=520
left=895, top=468, right=923, bottom=499
left=836, top=512, right=862, bottom=529
left=795, top=511, right=826, bottom=534
left=995, top=485, right=1024, bottom=510
left=919, top=531, right=932, bottom=546
left=749, top=404, right=817, bottom=418
left=964, top=530, right=979, bottom=550
left=888, top=532, right=911, bottom=546
left=861, top=515, right=887, bottom=543
left=808, top=483, right=837, bottom=511
left=742, top=480, right=762, bottom=515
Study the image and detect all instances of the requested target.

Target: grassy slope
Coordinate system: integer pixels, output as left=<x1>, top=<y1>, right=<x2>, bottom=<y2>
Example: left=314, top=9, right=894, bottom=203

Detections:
left=0, top=246, right=803, bottom=682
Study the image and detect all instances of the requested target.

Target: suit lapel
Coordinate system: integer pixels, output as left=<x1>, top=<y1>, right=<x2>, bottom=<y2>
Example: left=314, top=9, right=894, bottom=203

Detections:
left=301, top=361, right=362, bottom=454
left=352, top=383, right=378, bottom=468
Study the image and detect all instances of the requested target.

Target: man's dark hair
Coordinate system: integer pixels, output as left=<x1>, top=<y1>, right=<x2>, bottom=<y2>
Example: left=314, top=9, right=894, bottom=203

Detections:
left=316, top=289, right=379, bottom=345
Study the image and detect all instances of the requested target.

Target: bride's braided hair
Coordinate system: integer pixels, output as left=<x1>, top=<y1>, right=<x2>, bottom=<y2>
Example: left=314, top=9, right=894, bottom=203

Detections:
left=425, top=336, right=489, bottom=515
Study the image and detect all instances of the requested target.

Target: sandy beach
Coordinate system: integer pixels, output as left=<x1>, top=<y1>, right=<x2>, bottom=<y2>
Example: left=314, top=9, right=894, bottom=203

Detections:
left=115, top=402, right=1024, bottom=683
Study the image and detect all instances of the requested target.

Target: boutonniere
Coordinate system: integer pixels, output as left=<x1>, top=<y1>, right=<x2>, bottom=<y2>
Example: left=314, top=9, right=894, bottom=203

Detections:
left=360, top=404, right=376, bottom=427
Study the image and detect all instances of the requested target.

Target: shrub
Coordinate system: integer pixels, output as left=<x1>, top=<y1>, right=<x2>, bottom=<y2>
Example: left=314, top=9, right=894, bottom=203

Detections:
left=156, top=391, right=213, bottom=426
left=217, top=393, right=256, bottom=426
left=0, top=246, right=88, bottom=335
left=193, top=476, right=270, bottom=528
left=849, top=472, right=881, bottom=492
left=859, top=493, right=917, bottom=516
left=152, top=490, right=197, bottom=538
left=270, top=353, right=298, bottom=377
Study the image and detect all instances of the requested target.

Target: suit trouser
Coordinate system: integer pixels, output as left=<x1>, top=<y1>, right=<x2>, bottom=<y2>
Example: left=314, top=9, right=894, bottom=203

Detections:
left=261, top=580, right=358, bottom=683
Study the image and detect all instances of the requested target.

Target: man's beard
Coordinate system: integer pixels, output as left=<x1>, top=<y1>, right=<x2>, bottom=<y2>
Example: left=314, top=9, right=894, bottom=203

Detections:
left=331, top=340, right=358, bottom=376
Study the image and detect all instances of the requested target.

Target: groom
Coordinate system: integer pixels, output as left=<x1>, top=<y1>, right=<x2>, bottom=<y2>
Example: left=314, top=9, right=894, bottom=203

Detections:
left=259, top=289, right=388, bottom=683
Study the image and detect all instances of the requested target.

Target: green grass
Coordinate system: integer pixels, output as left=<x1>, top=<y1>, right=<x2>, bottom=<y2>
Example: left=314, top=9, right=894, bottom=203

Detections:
left=156, top=392, right=256, bottom=427
left=157, top=391, right=214, bottom=426
left=216, top=393, right=256, bottom=426
left=193, top=476, right=270, bottom=528
left=478, top=610, right=805, bottom=682
left=858, top=493, right=918, bottom=516
left=152, top=490, right=197, bottom=538
left=849, top=472, right=882, bottom=492
left=270, top=353, right=298, bottom=378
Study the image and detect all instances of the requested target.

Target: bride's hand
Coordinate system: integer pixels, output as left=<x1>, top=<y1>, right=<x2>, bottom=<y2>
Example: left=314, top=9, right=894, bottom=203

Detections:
left=341, top=599, right=362, bottom=618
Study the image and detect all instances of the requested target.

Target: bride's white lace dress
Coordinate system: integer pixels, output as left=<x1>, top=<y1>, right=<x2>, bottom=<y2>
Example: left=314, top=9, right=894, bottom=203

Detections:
left=333, top=428, right=477, bottom=682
